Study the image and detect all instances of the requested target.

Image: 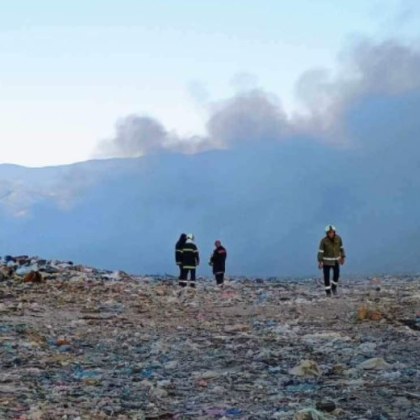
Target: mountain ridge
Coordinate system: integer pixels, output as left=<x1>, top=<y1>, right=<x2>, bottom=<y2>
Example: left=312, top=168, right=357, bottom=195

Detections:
left=0, top=134, right=419, bottom=276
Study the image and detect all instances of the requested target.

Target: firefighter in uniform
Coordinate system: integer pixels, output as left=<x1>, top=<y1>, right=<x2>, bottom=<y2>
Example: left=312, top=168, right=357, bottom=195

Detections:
left=179, top=233, right=200, bottom=288
left=209, top=240, right=227, bottom=286
left=318, top=225, right=346, bottom=296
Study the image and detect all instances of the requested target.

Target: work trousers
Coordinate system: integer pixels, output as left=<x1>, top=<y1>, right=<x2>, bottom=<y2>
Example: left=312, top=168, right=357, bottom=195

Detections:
left=323, top=263, right=340, bottom=296
left=215, top=272, right=225, bottom=286
left=179, top=268, right=196, bottom=287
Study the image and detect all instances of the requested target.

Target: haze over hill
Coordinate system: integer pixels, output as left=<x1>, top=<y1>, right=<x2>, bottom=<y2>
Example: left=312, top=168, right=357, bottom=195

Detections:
left=1, top=40, right=420, bottom=276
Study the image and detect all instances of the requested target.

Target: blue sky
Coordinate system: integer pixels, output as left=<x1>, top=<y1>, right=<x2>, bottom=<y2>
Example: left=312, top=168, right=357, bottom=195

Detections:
left=0, top=0, right=418, bottom=166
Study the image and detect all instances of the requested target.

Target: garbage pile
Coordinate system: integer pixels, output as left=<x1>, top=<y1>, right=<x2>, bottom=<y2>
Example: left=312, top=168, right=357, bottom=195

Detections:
left=0, top=256, right=419, bottom=419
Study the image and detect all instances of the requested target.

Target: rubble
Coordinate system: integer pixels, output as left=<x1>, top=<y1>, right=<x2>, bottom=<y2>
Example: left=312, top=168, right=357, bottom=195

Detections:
left=0, top=256, right=419, bottom=418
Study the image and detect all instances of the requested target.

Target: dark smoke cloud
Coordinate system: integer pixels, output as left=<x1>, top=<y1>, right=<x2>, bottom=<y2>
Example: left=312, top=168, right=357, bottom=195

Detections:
left=96, top=115, right=169, bottom=157
left=95, top=90, right=290, bottom=158
left=352, top=40, right=420, bottom=94
left=95, top=39, right=420, bottom=157
left=292, top=40, right=420, bottom=143
left=207, top=90, right=289, bottom=147
left=96, top=113, right=218, bottom=157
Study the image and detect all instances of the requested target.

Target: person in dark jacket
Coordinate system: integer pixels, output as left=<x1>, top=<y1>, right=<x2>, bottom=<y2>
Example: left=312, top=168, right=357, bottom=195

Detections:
left=209, top=240, right=227, bottom=286
left=179, top=233, right=200, bottom=287
left=175, top=233, right=187, bottom=280
left=318, top=225, right=346, bottom=296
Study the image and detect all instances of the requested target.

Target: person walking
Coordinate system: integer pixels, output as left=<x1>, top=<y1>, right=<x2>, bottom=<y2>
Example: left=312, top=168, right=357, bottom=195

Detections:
left=179, top=233, right=200, bottom=288
left=209, top=240, right=227, bottom=287
left=175, top=233, right=187, bottom=280
left=318, top=225, right=346, bottom=296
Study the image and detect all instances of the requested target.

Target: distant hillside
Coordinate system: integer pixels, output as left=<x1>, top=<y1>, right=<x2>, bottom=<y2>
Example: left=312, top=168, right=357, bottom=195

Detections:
left=1, top=119, right=420, bottom=276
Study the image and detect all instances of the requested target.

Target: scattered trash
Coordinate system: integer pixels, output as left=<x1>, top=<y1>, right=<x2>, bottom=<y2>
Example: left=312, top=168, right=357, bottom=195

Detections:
left=23, top=271, right=43, bottom=283
left=401, top=319, right=420, bottom=331
left=357, top=305, right=383, bottom=321
left=357, top=342, right=377, bottom=355
left=358, top=358, right=392, bottom=370
left=289, top=360, right=322, bottom=377
left=294, top=408, right=330, bottom=420
left=16, top=264, right=39, bottom=276
left=0, top=256, right=418, bottom=418
left=315, top=400, right=336, bottom=412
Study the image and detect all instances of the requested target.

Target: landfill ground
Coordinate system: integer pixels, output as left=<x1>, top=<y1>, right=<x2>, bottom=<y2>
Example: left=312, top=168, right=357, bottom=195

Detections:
left=0, top=261, right=419, bottom=419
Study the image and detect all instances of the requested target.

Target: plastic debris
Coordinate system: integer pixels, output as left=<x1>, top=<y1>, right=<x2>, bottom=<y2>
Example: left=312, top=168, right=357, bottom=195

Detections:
left=315, top=400, right=336, bottom=412
left=358, top=358, right=392, bottom=370
left=294, top=408, right=330, bottom=420
left=357, top=305, right=383, bottom=321
left=289, top=360, right=322, bottom=377
left=23, top=271, right=43, bottom=283
left=0, top=256, right=419, bottom=419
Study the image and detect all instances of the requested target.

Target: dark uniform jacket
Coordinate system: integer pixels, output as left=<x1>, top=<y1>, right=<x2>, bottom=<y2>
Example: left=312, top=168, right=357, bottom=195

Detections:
left=210, top=246, right=227, bottom=274
left=175, top=240, right=184, bottom=265
left=318, top=234, right=345, bottom=266
left=181, top=241, right=200, bottom=269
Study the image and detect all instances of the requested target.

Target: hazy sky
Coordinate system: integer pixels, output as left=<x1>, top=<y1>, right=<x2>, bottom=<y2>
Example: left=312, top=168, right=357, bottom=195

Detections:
left=1, top=0, right=419, bottom=167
